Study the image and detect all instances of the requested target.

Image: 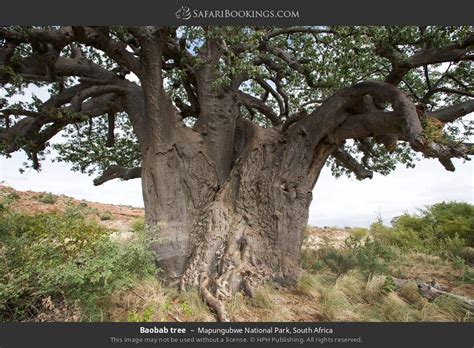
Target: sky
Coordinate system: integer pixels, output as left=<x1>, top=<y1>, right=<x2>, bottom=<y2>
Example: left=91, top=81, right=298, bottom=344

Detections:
left=1, top=85, right=473, bottom=228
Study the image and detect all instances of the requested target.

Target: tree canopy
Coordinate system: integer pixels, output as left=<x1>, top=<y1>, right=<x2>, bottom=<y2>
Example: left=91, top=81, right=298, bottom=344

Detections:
left=0, top=26, right=473, bottom=182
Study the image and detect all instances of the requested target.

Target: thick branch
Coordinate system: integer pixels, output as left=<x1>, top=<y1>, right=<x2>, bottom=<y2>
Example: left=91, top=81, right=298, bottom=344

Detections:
left=264, top=27, right=333, bottom=40
left=93, top=165, right=142, bottom=186
left=428, top=99, right=474, bottom=122
left=301, top=81, right=421, bottom=147
left=332, top=147, right=373, bottom=180
left=1, top=54, right=118, bottom=84
left=71, top=27, right=143, bottom=75
left=236, top=91, right=281, bottom=126
left=255, top=76, right=285, bottom=116
left=331, top=111, right=403, bottom=143
left=331, top=109, right=473, bottom=171
left=71, top=85, right=126, bottom=111
left=377, top=33, right=474, bottom=85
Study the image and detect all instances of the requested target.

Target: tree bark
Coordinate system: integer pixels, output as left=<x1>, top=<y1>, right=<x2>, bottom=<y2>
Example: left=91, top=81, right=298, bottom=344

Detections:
left=140, top=98, right=335, bottom=320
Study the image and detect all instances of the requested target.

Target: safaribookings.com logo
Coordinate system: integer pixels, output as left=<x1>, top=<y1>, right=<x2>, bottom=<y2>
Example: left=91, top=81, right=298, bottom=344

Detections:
left=175, top=6, right=299, bottom=20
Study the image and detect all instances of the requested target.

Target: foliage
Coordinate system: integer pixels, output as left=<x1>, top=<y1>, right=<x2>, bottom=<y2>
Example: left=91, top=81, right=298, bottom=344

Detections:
left=305, top=235, right=394, bottom=276
left=127, top=305, right=155, bottom=322
left=53, top=113, right=141, bottom=177
left=0, top=203, right=157, bottom=321
left=98, top=211, right=113, bottom=221
left=299, top=201, right=474, bottom=322
left=1, top=26, right=472, bottom=179
left=131, top=217, right=145, bottom=233
left=373, top=201, right=474, bottom=259
left=36, top=192, right=57, bottom=204
left=350, top=227, right=370, bottom=239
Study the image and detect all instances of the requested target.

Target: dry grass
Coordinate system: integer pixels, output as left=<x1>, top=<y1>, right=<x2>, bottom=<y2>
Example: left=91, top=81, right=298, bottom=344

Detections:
left=392, top=253, right=458, bottom=287
left=336, top=271, right=366, bottom=304
left=225, top=283, right=323, bottom=322
left=399, top=281, right=421, bottom=304
left=376, top=292, right=421, bottom=321
left=322, top=287, right=361, bottom=321
left=173, top=290, right=214, bottom=321
left=293, top=269, right=472, bottom=323
left=107, top=280, right=215, bottom=322
left=295, top=272, right=324, bottom=299
left=426, top=296, right=472, bottom=322
left=104, top=266, right=471, bottom=323
left=247, top=286, right=274, bottom=309
left=364, top=274, right=388, bottom=302
left=107, top=279, right=169, bottom=321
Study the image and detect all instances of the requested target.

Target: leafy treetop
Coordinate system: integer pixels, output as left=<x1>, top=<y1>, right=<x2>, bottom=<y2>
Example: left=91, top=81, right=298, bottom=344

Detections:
left=0, top=26, right=473, bottom=181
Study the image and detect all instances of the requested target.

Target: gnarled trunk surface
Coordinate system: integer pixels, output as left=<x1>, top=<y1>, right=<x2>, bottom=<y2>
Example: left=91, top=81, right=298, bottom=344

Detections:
left=141, top=106, right=335, bottom=320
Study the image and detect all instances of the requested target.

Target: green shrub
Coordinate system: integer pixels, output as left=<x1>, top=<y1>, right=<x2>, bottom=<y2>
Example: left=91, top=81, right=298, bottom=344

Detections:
left=424, top=202, right=474, bottom=246
left=459, top=247, right=474, bottom=264
left=371, top=202, right=473, bottom=257
left=444, top=234, right=466, bottom=259
left=0, top=203, right=157, bottom=321
left=301, top=248, right=325, bottom=272
left=37, top=192, right=57, bottom=204
left=131, top=217, right=145, bottom=233
left=319, top=247, right=356, bottom=275
left=350, top=227, right=370, bottom=239
left=98, top=211, right=113, bottom=221
left=7, top=192, right=20, bottom=200
left=345, top=236, right=394, bottom=275
left=127, top=305, right=155, bottom=322
left=315, top=236, right=393, bottom=276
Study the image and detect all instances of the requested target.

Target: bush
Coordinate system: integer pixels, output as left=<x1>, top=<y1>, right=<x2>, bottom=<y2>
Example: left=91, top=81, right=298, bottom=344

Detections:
left=131, top=217, right=145, bottom=233
left=314, top=236, right=394, bottom=276
left=0, top=203, right=157, bottom=321
left=424, top=202, right=474, bottom=246
left=37, top=192, right=57, bottom=204
left=372, top=202, right=473, bottom=258
left=459, top=247, right=474, bottom=264
left=7, top=192, right=20, bottom=200
left=98, top=211, right=113, bottom=221
left=319, top=247, right=356, bottom=275
left=345, top=236, right=394, bottom=275
left=350, top=227, right=370, bottom=239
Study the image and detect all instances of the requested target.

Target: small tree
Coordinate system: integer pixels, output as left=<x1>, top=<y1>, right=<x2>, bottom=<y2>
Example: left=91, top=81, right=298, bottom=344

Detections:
left=1, top=26, right=473, bottom=320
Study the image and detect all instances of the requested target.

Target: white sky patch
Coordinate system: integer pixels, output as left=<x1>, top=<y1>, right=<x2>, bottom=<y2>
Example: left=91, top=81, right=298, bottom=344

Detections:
left=1, top=151, right=144, bottom=207
left=309, top=158, right=473, bottom=227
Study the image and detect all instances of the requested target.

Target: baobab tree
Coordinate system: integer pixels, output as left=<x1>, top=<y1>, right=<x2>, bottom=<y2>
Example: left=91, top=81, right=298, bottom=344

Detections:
left=1, top=26, right=473, bottom=320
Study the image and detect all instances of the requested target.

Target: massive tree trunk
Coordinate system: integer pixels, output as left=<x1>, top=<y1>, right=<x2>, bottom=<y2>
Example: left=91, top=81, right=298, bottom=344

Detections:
left=140, top=93, right=335, bottom=319
left=128, top=37, right=335, bottom=320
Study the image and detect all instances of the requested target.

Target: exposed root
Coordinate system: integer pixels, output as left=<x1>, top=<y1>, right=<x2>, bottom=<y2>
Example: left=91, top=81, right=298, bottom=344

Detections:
left=199, top=272, right=230, bottom=322
left=179, top=213, right=280, bottom=321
